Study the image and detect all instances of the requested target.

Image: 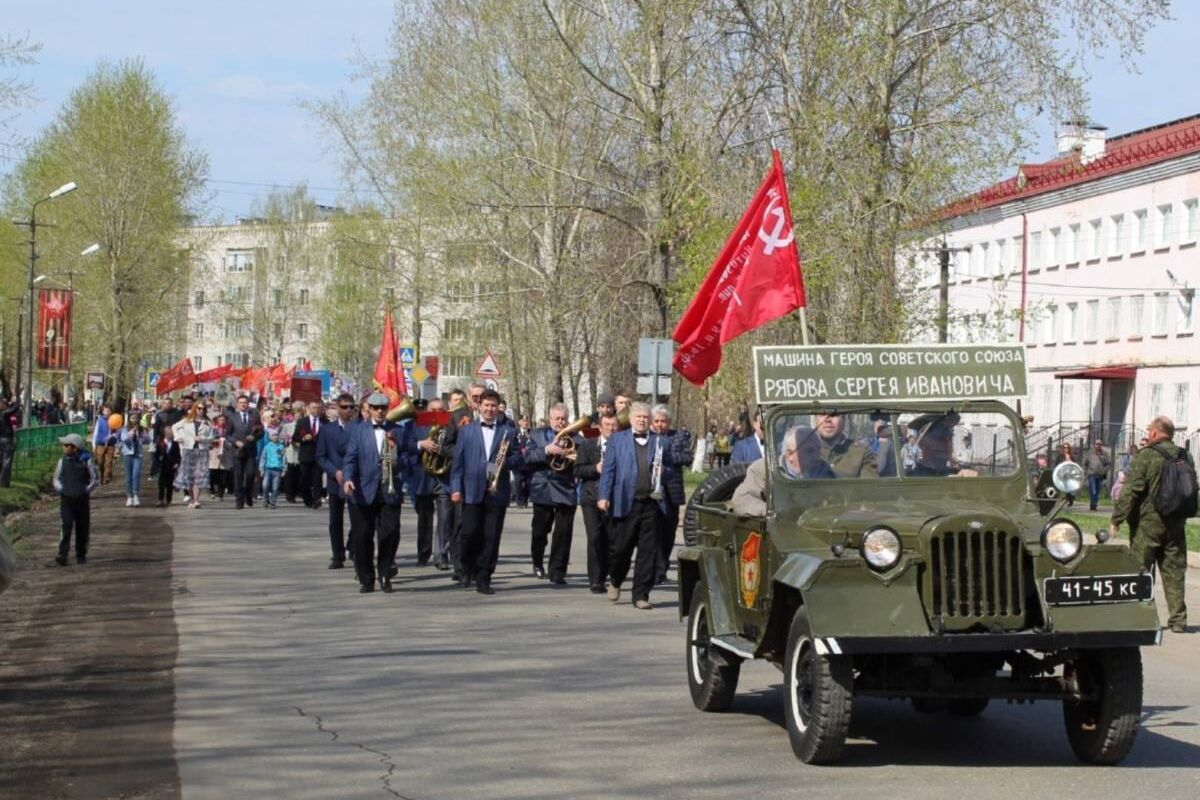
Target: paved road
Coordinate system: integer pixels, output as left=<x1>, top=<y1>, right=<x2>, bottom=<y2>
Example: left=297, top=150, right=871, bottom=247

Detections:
left=171, top=501, right=1200, bottom=800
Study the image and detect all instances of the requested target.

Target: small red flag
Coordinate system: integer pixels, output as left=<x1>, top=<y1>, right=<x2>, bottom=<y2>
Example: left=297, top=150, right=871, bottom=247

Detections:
left=156, top=357, right=197, bottom=396
left=373, top=308, right=408, bottom=408
left=671, top=150, right=806, bottom=386
left=195, top=364, right=235, bottom=384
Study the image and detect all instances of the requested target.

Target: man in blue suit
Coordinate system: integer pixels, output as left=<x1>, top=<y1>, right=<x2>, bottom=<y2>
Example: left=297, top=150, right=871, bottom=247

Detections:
left=407, top=398, right=439, bottom=567
left=342, top=392, right=417, bottom=593
left=449, top=389, right=523, bottom=595
left=597, top=401, right=668, bottom=610
left=524, top=403, right=579, bottom=584
left=317, top=392, right=357, bottom=570
left=731, top=409, right=764, bottom=464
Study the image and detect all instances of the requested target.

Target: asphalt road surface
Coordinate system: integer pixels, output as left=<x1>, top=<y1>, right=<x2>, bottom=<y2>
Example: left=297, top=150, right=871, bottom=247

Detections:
left=163, top=499, right=1200, bottom=800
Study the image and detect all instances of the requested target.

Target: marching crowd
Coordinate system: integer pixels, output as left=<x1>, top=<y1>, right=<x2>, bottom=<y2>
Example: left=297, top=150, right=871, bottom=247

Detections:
left=55, top=384, right=703, bottom=609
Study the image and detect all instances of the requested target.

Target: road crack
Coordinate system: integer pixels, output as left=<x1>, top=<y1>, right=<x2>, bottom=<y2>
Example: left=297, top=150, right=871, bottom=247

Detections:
left=294, top=707, right=414, bottom=799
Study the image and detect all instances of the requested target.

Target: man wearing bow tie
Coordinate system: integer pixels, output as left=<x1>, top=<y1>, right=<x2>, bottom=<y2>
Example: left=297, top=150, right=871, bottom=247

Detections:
left=449, top=389, right=524, bottom=596
left=342, top=392, right=417, bottom=593
left=597, top=401, right=667, bottom=610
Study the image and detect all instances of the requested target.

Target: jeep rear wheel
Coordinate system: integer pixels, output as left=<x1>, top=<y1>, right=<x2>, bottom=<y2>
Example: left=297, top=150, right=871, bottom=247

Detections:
left=784, top=607, right=853, bottom=764
left=686, top=587, right=740, bottom=712
left=1063, top=647, right=1143, bottom=765
left=682, top=462, right=750, bottom=545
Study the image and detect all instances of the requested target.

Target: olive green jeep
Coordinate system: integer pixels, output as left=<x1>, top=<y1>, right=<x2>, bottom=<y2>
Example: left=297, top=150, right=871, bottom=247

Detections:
left=678, top=345, right=1160, bottom=765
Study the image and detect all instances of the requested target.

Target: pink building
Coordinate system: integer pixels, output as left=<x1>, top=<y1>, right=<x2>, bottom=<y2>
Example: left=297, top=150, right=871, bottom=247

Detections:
left=918, top=115, right=1200, bottom=454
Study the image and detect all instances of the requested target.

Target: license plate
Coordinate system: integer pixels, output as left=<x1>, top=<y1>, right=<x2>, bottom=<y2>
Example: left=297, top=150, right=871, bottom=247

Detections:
left=1044, top=574, right=1153, bottom=605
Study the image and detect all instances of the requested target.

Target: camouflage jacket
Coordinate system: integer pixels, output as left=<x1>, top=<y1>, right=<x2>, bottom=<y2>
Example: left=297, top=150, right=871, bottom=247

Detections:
left=1111, top=440, right=1190, bottom=533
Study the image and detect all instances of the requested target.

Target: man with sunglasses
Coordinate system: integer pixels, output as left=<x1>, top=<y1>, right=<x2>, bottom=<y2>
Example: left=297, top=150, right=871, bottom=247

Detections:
left=815, top=412, right=877, bottom=478
left=318, top=392, right=359, bottom=569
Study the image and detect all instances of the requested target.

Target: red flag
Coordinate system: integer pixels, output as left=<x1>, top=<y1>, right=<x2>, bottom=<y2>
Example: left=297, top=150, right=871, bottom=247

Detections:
left=373, top=308, right=408, bottom=408
left=300, top=359, right=313, bottom=372
left=156, top=357, right=197, bottom=396
left=241, top=367, right=269, bottom=394
left=36, top=289, right=73, bottom=371
left=195, top=364, right=235, bottom=383
left=671, top=150, right=806, bottom=385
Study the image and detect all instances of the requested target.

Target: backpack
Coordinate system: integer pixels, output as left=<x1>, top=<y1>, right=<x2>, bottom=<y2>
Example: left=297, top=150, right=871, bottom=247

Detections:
left=1150, top=443, right=1199, bottom=519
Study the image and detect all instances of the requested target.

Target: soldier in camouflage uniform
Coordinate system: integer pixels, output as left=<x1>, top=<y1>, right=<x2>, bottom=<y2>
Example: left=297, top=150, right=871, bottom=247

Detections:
left=1109, top=415, right=1190, bottom=633
left=815, top=413, right=877, bottom=478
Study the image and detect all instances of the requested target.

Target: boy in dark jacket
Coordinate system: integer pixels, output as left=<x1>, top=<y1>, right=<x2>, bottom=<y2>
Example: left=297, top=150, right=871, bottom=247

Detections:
left=156, top=427, right=182, bottom=507
left=52, top=433, right=99, bottom=566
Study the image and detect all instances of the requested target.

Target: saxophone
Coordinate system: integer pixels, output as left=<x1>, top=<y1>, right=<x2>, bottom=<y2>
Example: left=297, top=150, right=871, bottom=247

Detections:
left=487, top=432, right=510, bottom=495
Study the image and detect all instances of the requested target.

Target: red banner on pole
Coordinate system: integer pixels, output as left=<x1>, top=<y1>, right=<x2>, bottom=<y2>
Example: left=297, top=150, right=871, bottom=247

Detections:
left=373, top=307, right=409, bottom=408
left=36, top=288, right=73, bottom=372
left=671, top=150, right=806, bottom=386
left=156, top=357, right=197, bottom=396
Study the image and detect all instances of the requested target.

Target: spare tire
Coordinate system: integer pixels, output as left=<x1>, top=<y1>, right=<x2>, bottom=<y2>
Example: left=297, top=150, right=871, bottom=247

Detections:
left=683, top=461, right=751, bottom=545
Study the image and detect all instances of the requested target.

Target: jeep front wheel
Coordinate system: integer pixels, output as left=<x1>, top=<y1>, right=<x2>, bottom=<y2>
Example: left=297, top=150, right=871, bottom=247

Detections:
left=784, top=607, right=853, bottom=764
left=1062, top=647, right=1143, bottom=765
left=686, top=587, right=740, bottom=712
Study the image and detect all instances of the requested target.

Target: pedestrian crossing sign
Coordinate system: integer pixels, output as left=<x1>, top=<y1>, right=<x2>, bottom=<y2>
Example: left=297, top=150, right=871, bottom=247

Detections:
left=473, top=350, right=502, bottom=378
left=399, top=346, right=417, bottom=368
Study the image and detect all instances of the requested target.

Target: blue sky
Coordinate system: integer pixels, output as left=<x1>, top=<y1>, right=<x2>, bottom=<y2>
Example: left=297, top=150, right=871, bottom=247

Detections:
left=2, top=2, right=1198, bottom=222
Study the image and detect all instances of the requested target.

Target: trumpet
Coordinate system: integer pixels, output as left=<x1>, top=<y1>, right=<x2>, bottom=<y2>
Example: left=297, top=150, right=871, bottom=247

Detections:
left=548, top=415, right=591, bottom=472
left=649, top=438, right=664, bottom=501
left=487, top=432, right=510, bottom=495
left=421, top=424, right=452, bottom=476
left=380, top=435, right=398, bottom=496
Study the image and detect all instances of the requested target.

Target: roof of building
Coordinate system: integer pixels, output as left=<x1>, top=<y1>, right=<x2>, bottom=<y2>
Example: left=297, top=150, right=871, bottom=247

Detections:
left=940, top=113, right=1200, bottom=219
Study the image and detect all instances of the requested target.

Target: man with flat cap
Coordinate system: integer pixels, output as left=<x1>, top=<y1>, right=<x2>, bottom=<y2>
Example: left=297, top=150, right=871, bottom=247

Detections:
left=342, top=392, right=417, bottom=593
left=906, top=412, right=977, bottom=477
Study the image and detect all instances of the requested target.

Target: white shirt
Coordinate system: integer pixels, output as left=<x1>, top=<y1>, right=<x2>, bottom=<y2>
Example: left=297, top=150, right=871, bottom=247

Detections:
left=481, top=422, right=497, bottom=458
left=373, top=426, right=386, bottom=455
left=310, top=416, right=319, bottom=436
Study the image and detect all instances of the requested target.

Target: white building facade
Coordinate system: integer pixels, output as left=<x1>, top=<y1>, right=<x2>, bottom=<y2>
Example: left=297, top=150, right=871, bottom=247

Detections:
left=913, top=116, right=1200, bottom=451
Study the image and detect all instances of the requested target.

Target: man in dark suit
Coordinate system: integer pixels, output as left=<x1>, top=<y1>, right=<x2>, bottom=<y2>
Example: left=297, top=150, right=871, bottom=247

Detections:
left=731, top=409, right=764, bottom=464
left=524, top=403, right=579, bottom=584
left=575, top=413, right=616, bottom=594
left=438, top=388, right=472, bottom=582
left=408, top=398, right=438, bottom=566
left=317, top=392, right=357, bottom=569
left=650, top=405, right=692, bottom=584
left=342, top=392, right=417, bottom=593
left=293, top=399, right=326, bottom=508
left=597, top=401, right=667, bottom=610
left=223, top=394, right=263, bottom=509
left=449, top=389, right=523, bottom=595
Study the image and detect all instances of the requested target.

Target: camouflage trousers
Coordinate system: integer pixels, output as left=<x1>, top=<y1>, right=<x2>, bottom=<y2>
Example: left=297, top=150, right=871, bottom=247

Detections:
left=1132, top=522, right=1188, bottom=629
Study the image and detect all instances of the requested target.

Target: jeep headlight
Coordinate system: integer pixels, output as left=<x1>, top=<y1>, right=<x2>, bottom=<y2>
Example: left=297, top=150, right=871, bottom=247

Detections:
left=861, top=527, right=902, bottom=571
left=1042, top=519, right=1082, bottom=563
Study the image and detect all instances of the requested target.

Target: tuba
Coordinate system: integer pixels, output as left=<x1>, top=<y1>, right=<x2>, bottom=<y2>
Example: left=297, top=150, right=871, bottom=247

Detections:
left=548, top=415, right=591, bottom=472
left=386, top=395, right=416, bottom=423
left=421, top=424, right=452, bottom=476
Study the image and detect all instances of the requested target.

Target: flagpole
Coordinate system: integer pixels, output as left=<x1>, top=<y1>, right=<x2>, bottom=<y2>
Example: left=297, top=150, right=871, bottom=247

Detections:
left=765, top=113, right=810, bottom=348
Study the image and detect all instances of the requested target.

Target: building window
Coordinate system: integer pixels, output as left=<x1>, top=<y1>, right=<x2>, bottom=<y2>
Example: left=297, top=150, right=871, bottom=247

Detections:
left=192, top=356, right=203, bottom=372
left=1011, top=235, right=1023, bottom=269
left=1157, top=204, right=1173, bottom=248
left=225, top=319, right=251, bottom=339
left=272, top=289, right=284, bottom=307
left=297, top=323, right=309, bottom=340
left=1178, top=291, right=1195, bottom=333
left=1132, top=209, right=1147, bottom=252
left=1175, top=383, right=1190, bottom=427
left=443, top=318, right=468, bottom=341
left=1067, top=224, right=1080, bottom=263
left=224, top=285, right=248, bottom=303
left=994, top=239, right=1007, bottom=274
left=443, top=354, right=471, bottom=376
left=1185, top=199, right=1199, bottom=243
left=1110, top=214, right=1124, bottom=255
left=1153, top=292, right=1169, bottom=335
left=1149, top=382, right=1164, bottom=417
left=225, top=249, right=255, bottom=272
left=1062, top=384, right=1075, bottom=421
left=384, top=287, right=396, bottom=303
left=192, top=323, right=204, bottom=340
left=1049, top=227, right=1062, bottom=266
left=1063, top=302, right=1078, bottom=342
left=1104, top=297, right=1122, bottom=339
left=1042, top=304, right=1058, bottom=344
left=1085, top=299, right=1099, bottom=341
left=272, top=323, right=283, bottom=341
left=1029, top=231, right=1043, bottom=268
left=193, top=290, right=205, bottom=309
left=298, top=288, right=310, bottom=306
left=1089, top=218, right=1103, bottom=259
left=972, top=243, right=986, bottom=277
left=1128, top=295, right=1145, bottom=335
left=1040, top=385, right=1053, bottom=424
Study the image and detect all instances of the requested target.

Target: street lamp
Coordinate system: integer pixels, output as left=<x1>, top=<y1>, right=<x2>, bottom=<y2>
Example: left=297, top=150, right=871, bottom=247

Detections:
left=19, top=180, right=78, bottom=427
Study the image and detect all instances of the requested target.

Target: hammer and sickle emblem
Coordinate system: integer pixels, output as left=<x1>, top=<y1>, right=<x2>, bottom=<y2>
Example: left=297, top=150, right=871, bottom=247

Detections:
left=757, top=195, right=793, bottom=255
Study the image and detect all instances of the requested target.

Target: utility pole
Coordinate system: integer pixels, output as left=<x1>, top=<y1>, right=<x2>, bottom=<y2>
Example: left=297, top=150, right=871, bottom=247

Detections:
left=921, top=238, right=971, bottom=343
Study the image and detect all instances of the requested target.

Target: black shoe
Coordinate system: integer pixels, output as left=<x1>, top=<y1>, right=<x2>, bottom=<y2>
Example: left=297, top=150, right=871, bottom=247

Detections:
left=235, top=502, right=244, bottom=509
left=533, top=566, right=546, bottom=579
left=76, top=555, right=87, bottom=565
left=387, top=565, right=398, bottom=579
left=55, top=554, right=68, bottom=566
left=360, top=582, right=375, bottom=594
left=328, top=560, right=345, bottom=570
left=551, top=576, right=567, bottom=586
left=476, top=583, right=495, bottom=595
left=589, top=585, right=606, bottom=594
left=417, top=558, right=429, bottom=567
left=434, top=560, right=449, bottom=571
left=381, top=578, right=394, bottom=593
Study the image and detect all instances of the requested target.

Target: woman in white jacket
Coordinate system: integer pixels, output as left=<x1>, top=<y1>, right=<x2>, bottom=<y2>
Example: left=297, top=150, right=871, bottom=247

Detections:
left=174, top=406, right=214, bottom=509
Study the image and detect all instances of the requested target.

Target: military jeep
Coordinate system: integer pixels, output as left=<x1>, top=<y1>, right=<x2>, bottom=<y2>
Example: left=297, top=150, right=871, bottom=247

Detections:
left=678, top=345, right=1160, bottom=765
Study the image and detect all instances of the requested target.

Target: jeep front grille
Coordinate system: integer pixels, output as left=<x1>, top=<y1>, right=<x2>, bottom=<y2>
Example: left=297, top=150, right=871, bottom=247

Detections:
left=927, top=529, right=1026, bottom=628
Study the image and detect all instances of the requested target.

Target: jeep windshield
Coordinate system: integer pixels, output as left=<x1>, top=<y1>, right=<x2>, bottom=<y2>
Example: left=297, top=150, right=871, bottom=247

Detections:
left=768, top=409, right=1020, bottom=480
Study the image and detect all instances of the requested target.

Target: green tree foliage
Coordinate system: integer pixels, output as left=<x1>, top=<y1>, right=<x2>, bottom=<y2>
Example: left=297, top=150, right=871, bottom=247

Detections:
left=5, top=59, right=207, bottom=406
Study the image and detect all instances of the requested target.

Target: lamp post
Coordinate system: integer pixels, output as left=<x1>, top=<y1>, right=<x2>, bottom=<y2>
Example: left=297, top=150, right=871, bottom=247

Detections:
left=17, top=181, right=77, bottom=427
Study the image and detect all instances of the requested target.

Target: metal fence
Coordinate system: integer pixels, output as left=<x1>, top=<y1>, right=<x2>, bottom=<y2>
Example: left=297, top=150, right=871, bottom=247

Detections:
left=10, top=422, right=87, bottom=485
